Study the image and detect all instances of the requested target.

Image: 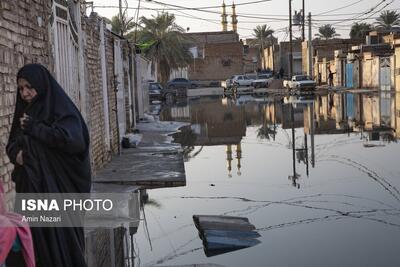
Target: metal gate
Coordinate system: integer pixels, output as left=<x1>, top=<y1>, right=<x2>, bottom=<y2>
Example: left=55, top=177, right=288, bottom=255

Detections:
left=346, top=63, right=353, bottom=88
left=52, top=0, right=81, bottom=107
left=380, top=57, right=391, bottom=91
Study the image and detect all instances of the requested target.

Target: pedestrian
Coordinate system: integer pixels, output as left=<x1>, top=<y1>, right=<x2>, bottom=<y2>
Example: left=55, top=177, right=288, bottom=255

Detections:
left=279, top=67, right=284, bottom=79
left=6, top=64, right=91, bottom=267
left=317, top=72, right=322, bottom=86
left=328, top=70, right=335, bottom=87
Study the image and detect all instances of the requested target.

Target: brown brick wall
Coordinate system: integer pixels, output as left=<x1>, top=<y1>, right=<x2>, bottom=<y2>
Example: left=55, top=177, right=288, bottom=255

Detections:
left=0, top=0, right=52, bottom=196
left=188, top=42, right=243, bottom=81
left=105, top=32, right=120, bottom=154
left=1, top=4, right=125, bottom=195
left=82, top=14, right=110, bottom=171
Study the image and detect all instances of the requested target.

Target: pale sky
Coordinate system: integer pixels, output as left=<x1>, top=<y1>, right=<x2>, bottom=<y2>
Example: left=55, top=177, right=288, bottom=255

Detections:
left=90, top=0, right=400, bottom=41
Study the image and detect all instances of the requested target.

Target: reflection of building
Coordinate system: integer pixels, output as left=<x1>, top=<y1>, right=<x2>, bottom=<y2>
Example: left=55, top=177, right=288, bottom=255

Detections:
left=396, top=94, right=400, bottom=138
left=190, top=100, right=246, bottom=146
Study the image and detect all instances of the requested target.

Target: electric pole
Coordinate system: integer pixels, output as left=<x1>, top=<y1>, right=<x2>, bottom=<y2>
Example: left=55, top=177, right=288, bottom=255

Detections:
left=119, top=0, right=123, bottom=36
left=308, top=12, right=313, bottom=78
left=302, top=0, right=305, bottom=41
left=289, top=0, right=293, bottom=78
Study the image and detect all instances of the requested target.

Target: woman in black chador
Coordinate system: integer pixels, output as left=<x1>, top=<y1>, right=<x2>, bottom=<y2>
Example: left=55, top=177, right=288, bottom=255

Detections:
left=6, top=64, right=91, bottom=267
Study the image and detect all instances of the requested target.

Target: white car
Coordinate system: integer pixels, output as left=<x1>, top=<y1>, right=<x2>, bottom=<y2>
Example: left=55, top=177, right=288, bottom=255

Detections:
left=223, top=74, right=255, bottom=89
left=283, top=75, right=316, bottom=91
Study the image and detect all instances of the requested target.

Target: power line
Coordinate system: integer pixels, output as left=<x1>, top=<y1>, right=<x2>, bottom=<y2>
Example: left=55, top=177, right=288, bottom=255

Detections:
left=315, top=0, right=366, bottom=16
left=144, top=0, right=272, bottom=10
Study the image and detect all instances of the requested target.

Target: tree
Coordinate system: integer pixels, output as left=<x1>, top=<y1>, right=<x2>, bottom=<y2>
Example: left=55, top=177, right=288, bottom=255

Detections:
left=139, top=13, right=192, bottom=84
left=316, top=24, right=340, bottom=40
left=109, top=14, right=135, bottom=36
left=375, top=10, right=400, bottom=30
left=252, top=25, right=275, bottom=70
left=350, top=22, right=372, bottom=40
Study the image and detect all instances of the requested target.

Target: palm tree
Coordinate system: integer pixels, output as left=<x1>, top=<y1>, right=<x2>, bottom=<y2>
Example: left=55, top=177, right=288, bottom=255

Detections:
left=315, top=24, right=340, bottom=40
left=139, top=13, right=192, bottom=84
left=107, top=14, right=136, bottom=37
left=350, top=22, right=372, bottom=40
left=252, top=25, right=274, bottom=70
left=375, top=10, right=400, bottom=30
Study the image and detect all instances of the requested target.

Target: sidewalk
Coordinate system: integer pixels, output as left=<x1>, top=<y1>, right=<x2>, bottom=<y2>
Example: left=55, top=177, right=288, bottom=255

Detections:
left=93, top=119, right=188, bottom=189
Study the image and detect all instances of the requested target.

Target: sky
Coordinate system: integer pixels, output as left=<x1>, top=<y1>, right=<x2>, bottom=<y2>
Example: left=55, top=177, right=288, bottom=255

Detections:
left=89, top=0, right=400, bottom=41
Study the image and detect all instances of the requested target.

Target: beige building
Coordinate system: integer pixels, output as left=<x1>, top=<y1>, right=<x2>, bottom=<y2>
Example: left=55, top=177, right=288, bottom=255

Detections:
left=302, top=38, right=361, bottom=85
left=264, top=41, right=303, bottom=76
left=345, top=30, right=399, bottom=90
left=395, top=37, right=400, bottom=92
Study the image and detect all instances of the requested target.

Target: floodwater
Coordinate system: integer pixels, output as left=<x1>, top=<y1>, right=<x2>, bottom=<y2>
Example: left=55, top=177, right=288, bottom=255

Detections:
left=133, top=92, right=400, bottom=267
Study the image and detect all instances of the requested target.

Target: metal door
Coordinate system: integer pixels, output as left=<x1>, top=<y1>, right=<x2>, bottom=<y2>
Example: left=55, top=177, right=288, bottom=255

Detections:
left=346, top=63, right=353, bottom=88
left=52, top=1, right=81, bottom=107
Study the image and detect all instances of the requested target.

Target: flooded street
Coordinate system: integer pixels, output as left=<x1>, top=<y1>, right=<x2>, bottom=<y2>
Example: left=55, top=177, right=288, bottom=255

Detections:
left=134, top=92, right=400, bottom=267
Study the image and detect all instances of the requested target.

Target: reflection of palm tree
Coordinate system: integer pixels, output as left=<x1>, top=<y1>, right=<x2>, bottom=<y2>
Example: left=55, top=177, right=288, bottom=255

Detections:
left=257, top=125, right=277, bottom=140
left=172, top=126, right=202, bottom=161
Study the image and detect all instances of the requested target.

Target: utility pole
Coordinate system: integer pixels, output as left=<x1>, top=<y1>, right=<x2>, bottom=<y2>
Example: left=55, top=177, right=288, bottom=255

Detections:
left=119, top=0, right=123, bottom=37
left=302, top=0, right=305, bottom=41
left=289, top=0, right=293, bottom=78
left=308, top=12, right=313, bottom=78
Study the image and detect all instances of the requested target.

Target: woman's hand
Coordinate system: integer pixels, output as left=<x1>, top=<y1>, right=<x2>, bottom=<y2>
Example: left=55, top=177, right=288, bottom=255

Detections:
left=20, top=113, right=34, bottom=132
left=16, top=150, right=23, bottom=165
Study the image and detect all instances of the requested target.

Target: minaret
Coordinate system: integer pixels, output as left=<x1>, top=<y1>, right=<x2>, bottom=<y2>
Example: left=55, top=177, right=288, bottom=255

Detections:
left=221, top=2, right=228, bottom=32
left=226, top=144, right=233, bottom=177
left=231, top=2, right=238, bottom=32
left=235, top=143, right=242, bottom=176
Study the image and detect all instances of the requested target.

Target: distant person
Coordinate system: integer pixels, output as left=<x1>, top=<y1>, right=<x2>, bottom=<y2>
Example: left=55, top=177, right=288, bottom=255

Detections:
left=328, top=70, right=336, bottom=87
left=279, top=67, right=284, bottom=79
left=317, top=72, right=322, bottom=86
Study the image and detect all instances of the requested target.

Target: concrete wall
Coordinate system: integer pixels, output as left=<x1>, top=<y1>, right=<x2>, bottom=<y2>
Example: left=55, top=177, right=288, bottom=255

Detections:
left=263, top=44, right=280, bottom=72
left=0, top=0, right=52, bottom=198
left=243, top=46, right=260, bottom=73
left=361, top=56, right=379, bottom=88
left=279, top=41, right=303, bottom=76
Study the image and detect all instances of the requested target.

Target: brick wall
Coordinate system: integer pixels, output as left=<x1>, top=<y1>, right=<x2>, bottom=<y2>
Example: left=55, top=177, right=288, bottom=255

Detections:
left=105, top=31, right=120, bottom=153
left=188, top=42, right=243, bottom=81
left=1, top=3, right=130, bottom=196
left=82, top=14, right=110, bottom=170
left=0, top=0, right=52, bottom=196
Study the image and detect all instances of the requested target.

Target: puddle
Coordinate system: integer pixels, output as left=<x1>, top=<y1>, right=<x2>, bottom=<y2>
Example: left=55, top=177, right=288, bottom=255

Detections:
left=128, top=92, right=400, bottom=267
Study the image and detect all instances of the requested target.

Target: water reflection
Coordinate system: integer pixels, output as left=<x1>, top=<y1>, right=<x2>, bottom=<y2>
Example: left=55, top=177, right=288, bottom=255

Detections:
left=134, top=92, right=400, bottom=267
left=163, top=92, right=399, bottom=183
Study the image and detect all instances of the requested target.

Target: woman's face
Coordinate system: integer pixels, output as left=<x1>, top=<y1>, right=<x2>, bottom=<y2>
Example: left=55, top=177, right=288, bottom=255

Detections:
left=18, top=78, right=38, bottom=103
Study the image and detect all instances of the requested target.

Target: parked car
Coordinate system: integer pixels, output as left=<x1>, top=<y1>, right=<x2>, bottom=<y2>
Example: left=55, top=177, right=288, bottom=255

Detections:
left=251, top=74, right=273, bottom=88
left=283, top=75, right=316, bottom=91
left=148, top=82, right=163, bottom=101
left=147, top=81, right=187, bottom=103
left=166, top=78, right=197, bottom=89
left=222, top=74, right=255, bottom=89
